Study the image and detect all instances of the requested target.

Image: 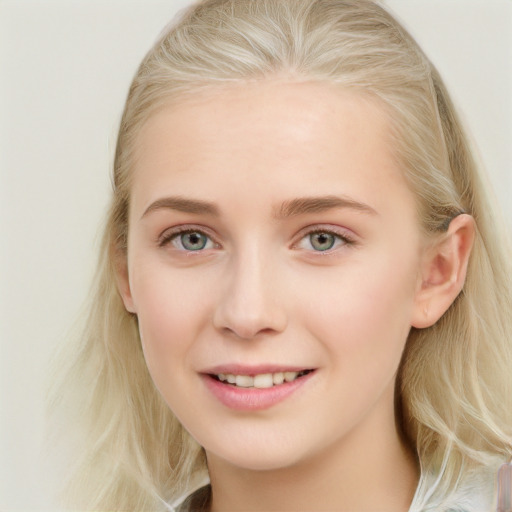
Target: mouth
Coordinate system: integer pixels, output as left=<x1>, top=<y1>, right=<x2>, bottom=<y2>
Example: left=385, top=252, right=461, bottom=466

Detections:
left=202, top=367, right=317, bottom=410
left=208, top=369, right=314, bottom=389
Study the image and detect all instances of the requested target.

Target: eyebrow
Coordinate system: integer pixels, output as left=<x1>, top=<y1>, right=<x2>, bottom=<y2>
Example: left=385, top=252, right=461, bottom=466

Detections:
left=141, top=196, right=219, bottom=219
left=140, top=194, right=377, bottom=220
left=275, top=195, right=378, bottom=218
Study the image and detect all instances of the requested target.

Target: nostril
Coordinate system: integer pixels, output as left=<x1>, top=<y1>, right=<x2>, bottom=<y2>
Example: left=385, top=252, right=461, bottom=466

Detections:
left=212, top=276, right=288, bottom=337
left=219, top=324, right=283, bottom=341
left=213, top=301, right=287, bottom=339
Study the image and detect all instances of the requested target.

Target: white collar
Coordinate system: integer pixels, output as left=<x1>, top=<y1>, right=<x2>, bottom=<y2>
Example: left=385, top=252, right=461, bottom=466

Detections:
left=163, top=460, right=499, bottom=512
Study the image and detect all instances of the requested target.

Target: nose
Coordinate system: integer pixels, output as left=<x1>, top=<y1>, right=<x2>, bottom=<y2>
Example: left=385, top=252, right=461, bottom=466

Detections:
left=213, top=245, right=288, bottom=340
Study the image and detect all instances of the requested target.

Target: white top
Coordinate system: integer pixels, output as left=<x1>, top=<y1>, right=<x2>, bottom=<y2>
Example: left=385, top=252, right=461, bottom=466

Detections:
left=162, top=460, right=500, bottom=512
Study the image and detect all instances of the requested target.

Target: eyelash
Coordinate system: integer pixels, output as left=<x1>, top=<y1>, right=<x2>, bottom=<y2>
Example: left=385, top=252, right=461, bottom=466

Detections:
left=157, top=225, right=355, bottom=253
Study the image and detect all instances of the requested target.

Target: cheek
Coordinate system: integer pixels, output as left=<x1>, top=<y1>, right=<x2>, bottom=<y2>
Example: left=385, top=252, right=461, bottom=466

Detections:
left=302, top=249, right=418, bottom=372
left=129, top=262, right=213, bottom=381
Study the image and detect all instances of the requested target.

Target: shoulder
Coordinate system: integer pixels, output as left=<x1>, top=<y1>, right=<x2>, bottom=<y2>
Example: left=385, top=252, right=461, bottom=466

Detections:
left=167, top=471, right=210, bottom=512
left=175, top=485, right=211, bottom=512
left=409, top=457, right=501, bottom=512
left=166, top=460, right=501, bottom=512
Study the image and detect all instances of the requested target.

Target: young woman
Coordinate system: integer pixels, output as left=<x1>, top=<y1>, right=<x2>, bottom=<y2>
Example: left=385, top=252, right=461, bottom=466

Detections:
left=49, top=1, right=512, bottom=510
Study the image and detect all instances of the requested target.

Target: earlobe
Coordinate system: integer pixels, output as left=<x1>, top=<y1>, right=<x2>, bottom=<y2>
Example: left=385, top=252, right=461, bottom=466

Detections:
left=411, top=214, right=475, bottom=329
left=113, top=248, right=137, bottom=314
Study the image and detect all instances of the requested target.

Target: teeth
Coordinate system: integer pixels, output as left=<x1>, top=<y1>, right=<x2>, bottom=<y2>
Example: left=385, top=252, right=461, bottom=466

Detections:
left=272, top=372, right=284, bottom=385
left=284, top=371, right=298, bottom=382
left=216, top=370, right=309, bottom=388
left=253, top=373, right=273, bottom=388
left=235, top=375, right=254, bottom=387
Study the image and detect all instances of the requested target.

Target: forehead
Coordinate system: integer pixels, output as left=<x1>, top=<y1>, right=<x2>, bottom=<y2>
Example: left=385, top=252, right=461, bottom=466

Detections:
left=136, top=80, right=390, bottom=159
left=131, top=80, right=412, bottom=217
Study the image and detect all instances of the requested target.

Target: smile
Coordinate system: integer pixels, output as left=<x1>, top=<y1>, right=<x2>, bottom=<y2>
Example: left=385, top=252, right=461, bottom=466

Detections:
left=203, top=368, right=316, bottom=411
left=214, top=370, right=312, bottom=388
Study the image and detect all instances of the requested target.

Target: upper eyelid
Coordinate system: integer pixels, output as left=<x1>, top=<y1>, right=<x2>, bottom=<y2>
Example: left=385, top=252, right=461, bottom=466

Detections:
left=292, top=224, right=356, bottom=242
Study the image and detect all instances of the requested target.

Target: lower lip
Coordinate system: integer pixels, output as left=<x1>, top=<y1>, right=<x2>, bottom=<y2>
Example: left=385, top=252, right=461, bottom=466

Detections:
left=202, top=372, right=315, bottom=411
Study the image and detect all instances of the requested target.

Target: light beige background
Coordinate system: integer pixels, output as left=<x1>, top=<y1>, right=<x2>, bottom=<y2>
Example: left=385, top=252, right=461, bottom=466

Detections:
left=1, top=1, right=511, bottom=509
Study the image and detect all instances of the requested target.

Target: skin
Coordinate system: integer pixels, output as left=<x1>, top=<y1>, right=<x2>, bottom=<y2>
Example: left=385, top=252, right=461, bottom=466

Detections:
left=118, top=80, right=474, bottom=511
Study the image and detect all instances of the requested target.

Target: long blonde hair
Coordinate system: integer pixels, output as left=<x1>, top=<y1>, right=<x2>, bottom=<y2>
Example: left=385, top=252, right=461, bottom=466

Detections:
left=48, top=0, right=512, bottom=509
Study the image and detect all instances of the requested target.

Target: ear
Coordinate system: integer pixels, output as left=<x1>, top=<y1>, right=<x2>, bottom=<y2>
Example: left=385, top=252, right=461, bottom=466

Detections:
left=411, top=214, right=475, bottom=329
left=113, top=246, right=137, bottom=314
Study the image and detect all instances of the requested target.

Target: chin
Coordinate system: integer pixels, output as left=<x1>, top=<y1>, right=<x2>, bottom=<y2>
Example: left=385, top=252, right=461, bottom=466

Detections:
left=212, top=450, right=302, bottom=472
left=204, top=433, right=307, bottom=472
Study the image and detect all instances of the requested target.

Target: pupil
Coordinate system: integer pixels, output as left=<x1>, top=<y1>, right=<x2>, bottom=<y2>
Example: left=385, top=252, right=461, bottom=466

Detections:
left=182, top=232, right=206, bottom=250
left=311, top=232, right=334, bottom=251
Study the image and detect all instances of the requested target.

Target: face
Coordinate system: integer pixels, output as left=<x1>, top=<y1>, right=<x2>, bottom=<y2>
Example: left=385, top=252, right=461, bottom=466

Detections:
left=121, top=81, right=427, bottom=471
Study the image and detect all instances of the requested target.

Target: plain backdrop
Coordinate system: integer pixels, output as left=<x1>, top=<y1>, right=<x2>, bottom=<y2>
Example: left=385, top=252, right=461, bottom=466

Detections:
left=1, top=1, right=511, bottom=509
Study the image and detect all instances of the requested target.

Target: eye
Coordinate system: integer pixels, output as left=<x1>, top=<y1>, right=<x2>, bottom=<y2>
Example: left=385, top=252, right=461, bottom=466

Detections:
left=160, top=229, right=216, bottom=251
left=178, top=231, right=211, bottom=251
left=296, top=229, right=351, bottom=252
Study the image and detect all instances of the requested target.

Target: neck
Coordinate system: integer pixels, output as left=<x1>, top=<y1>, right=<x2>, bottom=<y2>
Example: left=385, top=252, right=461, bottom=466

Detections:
left=206, top=387, right=419, bottom=512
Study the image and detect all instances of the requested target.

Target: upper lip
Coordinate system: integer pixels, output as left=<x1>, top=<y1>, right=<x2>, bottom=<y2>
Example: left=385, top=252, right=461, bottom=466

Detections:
left=201, top=364, right=315, bottom=376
